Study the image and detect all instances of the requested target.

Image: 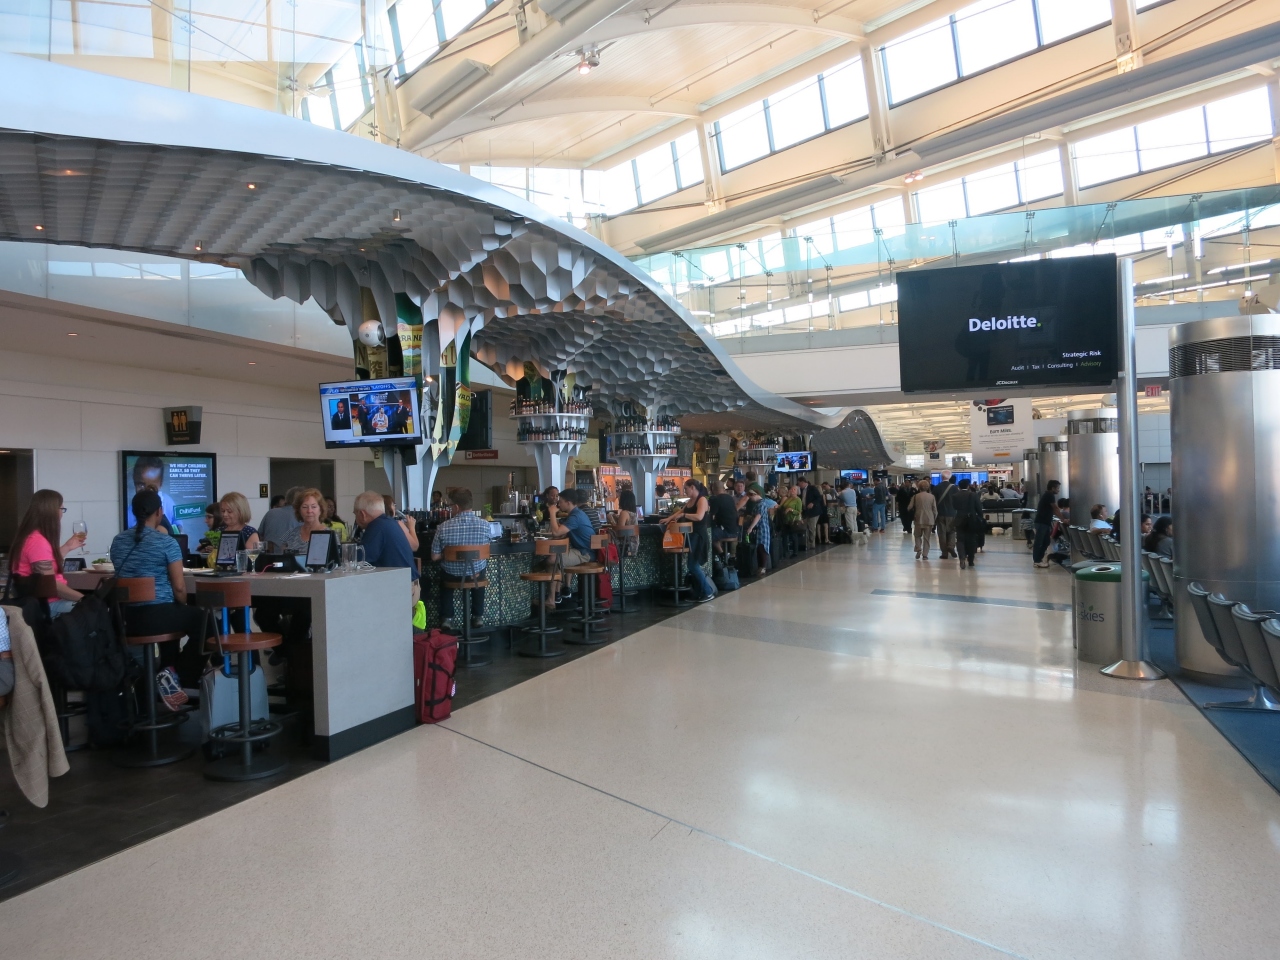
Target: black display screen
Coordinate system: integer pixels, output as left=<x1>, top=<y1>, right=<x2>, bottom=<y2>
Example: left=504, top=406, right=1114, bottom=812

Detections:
left=897, top=256, right=1119, bottom=393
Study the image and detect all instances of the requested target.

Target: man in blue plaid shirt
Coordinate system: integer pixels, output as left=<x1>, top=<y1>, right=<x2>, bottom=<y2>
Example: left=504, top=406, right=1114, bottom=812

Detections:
left=430, top=488, right=491, bottom=628
left=743, top=484, right=775, bottom=575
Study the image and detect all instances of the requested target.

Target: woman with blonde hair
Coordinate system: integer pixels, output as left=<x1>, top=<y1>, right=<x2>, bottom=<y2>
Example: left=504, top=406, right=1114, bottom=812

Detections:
left=909, top=478, right=938, bottom=561
left=217, top=492, right=260, bottom=552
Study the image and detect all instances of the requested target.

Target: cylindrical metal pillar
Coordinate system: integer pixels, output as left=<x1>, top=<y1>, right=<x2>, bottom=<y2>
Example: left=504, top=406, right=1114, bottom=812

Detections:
left=1038, top=435, right=1069, bottom=500
left=1066, top=408, right=1120, bottom=528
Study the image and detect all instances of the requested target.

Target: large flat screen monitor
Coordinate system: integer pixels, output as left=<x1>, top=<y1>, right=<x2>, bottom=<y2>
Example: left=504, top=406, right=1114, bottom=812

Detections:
left=775, top=451, right=813, bottom=472
left=121, top=452, right=216, bottom=539
left=840, top=469, right=868, bottom=484
left=896, top=256, right=1119, bottom=393
left=320, top=378, right=422, bottom=448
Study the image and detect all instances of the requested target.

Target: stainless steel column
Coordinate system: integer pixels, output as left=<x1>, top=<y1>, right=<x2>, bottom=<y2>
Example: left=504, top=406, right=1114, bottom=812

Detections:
left=1023, top=448, right=1039, bottom=503
left=1066, top=408, right=1120, bottom=527
left=1102, top=257, right=1164, bottom=680
left=1037, top=435, right=1069, bottom=499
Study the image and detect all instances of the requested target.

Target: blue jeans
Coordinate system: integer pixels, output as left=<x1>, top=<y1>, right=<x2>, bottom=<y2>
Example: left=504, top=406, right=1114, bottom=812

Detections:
left=49, top=599, right=76, bottom=618
left=687, top=530, right=716, bottom=598
left=872, top=503, right=886, bottom=530
left=1032, top=522, right=1053, bottom=563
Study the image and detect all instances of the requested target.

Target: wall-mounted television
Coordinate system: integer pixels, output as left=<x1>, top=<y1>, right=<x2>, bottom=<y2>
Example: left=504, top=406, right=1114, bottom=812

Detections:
left=121, top=451, right=216, bottom=538
left=931, top=471, right=990, bottom=486
left=897, top=256, right=1119, bottom=393
left=320, top=377, right=422, bottom=448
left=775, top=451, right=813, bottom=472
left=840, top=469, right=868, bottom=484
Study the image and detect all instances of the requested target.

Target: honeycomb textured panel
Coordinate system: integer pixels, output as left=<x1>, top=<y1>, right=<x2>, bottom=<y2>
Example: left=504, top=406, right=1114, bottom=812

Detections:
left=0, top=56, right=849, bottom=431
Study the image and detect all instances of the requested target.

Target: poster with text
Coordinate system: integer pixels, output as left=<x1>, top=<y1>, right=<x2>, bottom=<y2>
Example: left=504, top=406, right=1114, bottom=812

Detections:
left=969, top=398, right=1034, bottom=464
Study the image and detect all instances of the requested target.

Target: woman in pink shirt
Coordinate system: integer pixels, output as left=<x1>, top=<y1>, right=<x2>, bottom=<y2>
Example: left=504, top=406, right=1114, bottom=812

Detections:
left=7, top=489, right=87, bottom=616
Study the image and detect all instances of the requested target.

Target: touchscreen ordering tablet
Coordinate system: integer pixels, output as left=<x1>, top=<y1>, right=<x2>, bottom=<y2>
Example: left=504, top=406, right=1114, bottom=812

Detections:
left=304, top=529, right=336, bottom=569
left=215, top=533, right=240, bottom=566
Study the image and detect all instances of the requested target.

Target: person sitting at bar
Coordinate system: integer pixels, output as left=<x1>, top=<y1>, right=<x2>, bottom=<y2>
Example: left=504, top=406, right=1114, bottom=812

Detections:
left=382, top=495, right=420, bottom=553
left=7, top=489, right=85, bottom=616
left=111, top=490, right=210, bottom=708
left=544, top=489, right=595, bottom=606
left=430, top=488, right=491, bottom=631
left=324, top=497, right=349, bottom=543
left=610, top=484, right=638, bottom=556
left=219, top=492, right=261, bottom=553
left=353, top=491, right=420, bottom=609
left=257, top=487, right=300, bottom=548
left=279, top=488, right=331, bottom=553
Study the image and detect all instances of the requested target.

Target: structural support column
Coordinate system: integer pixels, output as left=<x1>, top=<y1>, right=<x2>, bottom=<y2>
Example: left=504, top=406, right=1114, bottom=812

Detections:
left=696, top=122, right=725, bottom=213
left=1103, top=257, right=1165, bottom=681
left=859, top=41, right=893, bottom=160
left=1057, top=139, right=1079, bottom=206
left=1110, top=0, right=1142, bottom=73
left=1270, top=76, right=1280, bottom=183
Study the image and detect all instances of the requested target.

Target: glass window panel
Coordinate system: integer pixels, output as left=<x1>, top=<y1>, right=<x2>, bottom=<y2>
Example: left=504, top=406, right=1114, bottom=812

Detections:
left=882, top=18, right=957, bottom=103
left=440, top=0, right=486, bottom=39
left=1036, top=0, right=1111, bottom=44
left=1142, top=225, right=1184, bottom=250
left=717, top=102, right=771, bottom=169
left=954, top=0, right=1038, bottom=76
left=57, top=0, right=153, bottom=57
left=598, top=161, right=638, bottom=215
left=1073, top=127, right=1138, bottom=186
left=1016, top=149, right=1064, bottom=200
left=530, top=168, right=585, bottom=223
left=832, top=206, right=875, bottom=249
left=761, top=234, right=786, bottom=270
left=188, top=1, right=270, bottom=62
left=673, top=132, right=704, bottom=187
left=839, top=290, right=870, bottom=311
left=964, top=162, right=1021, bottom=214
left=821, top=58, right=869, bottom=128
left=768, top=77, right=825, bottom=149
left=869, top=283, right=898, bottom=305
left=797, top=218, right=835, bottom=256
left=700, top=250, right=730, bottom=283
left=916, top=178, right=968, bottom=223
left=330, top=44, right=369, bottom=128
left=392, top=0, right=440, bottom=75
left=1205, top=87, right=1273, bottom=152
left=872, top=198, right=907, bottom=238
left=1135, top=0, right=1163, bottom=6
left=1136, top=106, right=1207, bottom=170
left=473, top=165, right=527, bottom=200
left=303, top=86, right=337, bottom=129
left=635, top=142, right=678, bottom=204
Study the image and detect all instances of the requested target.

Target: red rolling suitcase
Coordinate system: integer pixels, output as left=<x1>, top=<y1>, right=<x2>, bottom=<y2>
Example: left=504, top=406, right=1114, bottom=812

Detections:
left=413, top=629, right=459, bottom=723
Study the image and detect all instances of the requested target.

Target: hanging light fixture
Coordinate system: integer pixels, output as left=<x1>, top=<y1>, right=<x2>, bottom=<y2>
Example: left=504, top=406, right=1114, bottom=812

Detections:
left=577, top=45, right=600, bottom=75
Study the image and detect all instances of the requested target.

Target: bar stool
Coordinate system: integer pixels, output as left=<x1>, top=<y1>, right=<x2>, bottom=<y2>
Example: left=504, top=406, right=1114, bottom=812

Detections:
left=609, top=526, right=640, bottom=613
left=195, top=580, right=287, bottom=782
left=113, top=577, right=194, bottom=768
left=564, top=534, right=611, bottom=646
left=661, top=522, right=693, bottom=608
left=442, top=544, right=492, bottom=667
left=21, top=573, right=88, bottom=751
left=519, top=539, right=567, bottom=658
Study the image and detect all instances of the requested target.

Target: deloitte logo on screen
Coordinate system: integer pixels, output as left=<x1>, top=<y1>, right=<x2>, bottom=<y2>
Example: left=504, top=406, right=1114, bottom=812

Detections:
left=968, top=315, right=1040, bottom=332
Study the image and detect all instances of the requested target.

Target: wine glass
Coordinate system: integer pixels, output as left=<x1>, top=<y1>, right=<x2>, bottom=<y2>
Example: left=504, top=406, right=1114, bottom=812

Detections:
left=71, top=520, right=88, bottom=554
left=245, top=541, right=263, bottom=572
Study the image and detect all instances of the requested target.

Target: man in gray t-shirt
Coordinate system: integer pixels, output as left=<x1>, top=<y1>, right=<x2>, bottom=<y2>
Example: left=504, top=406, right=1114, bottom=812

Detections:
left=258, top=486, right=303, bottom=548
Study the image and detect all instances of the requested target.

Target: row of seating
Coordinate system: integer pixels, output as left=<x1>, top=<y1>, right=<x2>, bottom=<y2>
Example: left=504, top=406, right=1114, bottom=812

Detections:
left=1142, top=551, right=1176, bottom=613
left=1186, top=583, right=1280, bottom=711
left=1066, top=525, right=1121, bottom=562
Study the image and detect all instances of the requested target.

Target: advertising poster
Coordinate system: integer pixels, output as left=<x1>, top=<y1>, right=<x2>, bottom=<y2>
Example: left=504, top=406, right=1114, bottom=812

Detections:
left=969, top=398, right=1035, bottom=464
left=923, top=439, right=946, bottom=463
left=121, top=452, right=216, bottom=536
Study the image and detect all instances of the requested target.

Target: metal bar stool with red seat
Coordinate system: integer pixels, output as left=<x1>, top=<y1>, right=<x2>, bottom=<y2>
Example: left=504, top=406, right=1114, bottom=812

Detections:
left=661, top=522, right=694, bottom=608
left=113, top=577, right=195, bottom=767
left=442, top=544, right=492, bottom=667
left=609, top=525, right=640, bottom=613
left=564, top=534, right=611, bottom=646
left=518, top=538, right=567, bottom=658
left=195, top=580, right=287, bottom=782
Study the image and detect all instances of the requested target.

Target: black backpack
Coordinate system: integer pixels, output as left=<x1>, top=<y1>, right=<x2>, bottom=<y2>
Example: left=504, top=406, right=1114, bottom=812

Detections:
left=43, top=589, right=127, bottom=692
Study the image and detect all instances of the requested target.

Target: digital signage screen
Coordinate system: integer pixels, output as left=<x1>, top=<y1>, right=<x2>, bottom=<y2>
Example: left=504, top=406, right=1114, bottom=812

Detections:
left=896, top=256, right=1119, bottom=393
left=775, top=451, right=813, bottom=472
left=121, top=452, right=217, bottom=538
left=320, top=377, right=422, bottom=448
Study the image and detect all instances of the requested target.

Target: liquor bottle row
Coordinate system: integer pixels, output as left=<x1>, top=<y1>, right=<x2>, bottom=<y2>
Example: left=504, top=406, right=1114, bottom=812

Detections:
left=612, top=415, right=681, bottom=435
left=517, top=424, right=588, bottom=442
left=611, top=439, right=678, bottom=457
left=739, top=439, right=780, bottom=451
left=509, top=397, right=593, bottom=417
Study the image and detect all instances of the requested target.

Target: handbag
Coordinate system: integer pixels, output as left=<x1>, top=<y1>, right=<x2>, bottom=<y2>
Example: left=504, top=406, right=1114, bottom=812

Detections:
left=662, top=528, right=685, bottom=550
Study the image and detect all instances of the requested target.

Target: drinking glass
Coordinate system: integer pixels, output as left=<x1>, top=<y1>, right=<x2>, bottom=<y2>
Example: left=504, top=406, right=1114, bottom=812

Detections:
left=341, top=543, right=365, bottom=571
left=71, top=520, right=87, bottom=553
left=235, top=550, right=250, bottom=574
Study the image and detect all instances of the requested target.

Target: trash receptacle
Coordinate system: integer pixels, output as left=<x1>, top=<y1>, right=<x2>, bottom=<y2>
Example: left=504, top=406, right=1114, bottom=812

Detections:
left=1074, top=564, right=1147, bottom=664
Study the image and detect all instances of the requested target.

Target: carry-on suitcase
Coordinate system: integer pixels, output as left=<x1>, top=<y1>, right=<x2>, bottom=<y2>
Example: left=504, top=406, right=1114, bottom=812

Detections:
left=737, top=538, right=759, bottom=578
left=414, top=629, right=459, bottom=723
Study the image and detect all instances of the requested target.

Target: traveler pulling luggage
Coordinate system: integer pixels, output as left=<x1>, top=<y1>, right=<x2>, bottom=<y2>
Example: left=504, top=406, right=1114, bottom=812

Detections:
left=414, top=629, right=459, bottom=723
left=737, top=537, right=759, bottom=578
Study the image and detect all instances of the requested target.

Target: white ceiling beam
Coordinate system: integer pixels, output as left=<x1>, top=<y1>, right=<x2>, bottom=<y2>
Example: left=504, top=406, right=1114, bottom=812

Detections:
left=437, top=96, right=702, bottom=139
left=576, top=4, right=865, bottom=46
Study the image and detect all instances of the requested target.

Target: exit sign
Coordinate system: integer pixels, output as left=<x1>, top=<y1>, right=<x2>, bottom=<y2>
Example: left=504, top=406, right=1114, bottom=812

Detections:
left=1145, top=385, right=1162, bottom=397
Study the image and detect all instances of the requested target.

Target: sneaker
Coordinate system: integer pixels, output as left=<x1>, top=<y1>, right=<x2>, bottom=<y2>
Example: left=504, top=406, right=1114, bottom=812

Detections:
left=694, top=593, right=716, bottom=603
left=1034, top=561, right=1050, bottom=568
left=156, top=667, right=188, bottom=712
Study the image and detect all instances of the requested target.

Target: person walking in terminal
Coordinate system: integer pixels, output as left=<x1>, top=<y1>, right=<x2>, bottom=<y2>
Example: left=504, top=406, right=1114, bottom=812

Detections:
left=951, top=478, right=984, bottom=570
left=797, top=476, right=824, bottom=551
left=871, top=478, right=889, bottom=532
left=431, top=488, right=490, bottom=630
left=777, top=484, right=803, bottom=558
left=353, top=491, right=421, bottom=609
left=896, top=481, right=914, bottom=534
left=933, top=472, right=958, bottom=559
left=837, top=480, right=860, bottom=538
left=909, top=479, right=937, bottom=560
left=1032, top=480, right=1062, bottom=568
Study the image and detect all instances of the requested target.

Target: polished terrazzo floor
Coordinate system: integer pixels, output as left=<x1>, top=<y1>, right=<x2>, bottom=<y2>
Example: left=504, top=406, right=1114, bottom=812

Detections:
left=4, top=533, right=1280, bottom=959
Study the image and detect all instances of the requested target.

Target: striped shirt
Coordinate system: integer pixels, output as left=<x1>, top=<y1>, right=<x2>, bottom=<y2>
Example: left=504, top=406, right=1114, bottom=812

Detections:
left=751, top=497, right=775, bottom=551
left=431, top=511, right=492, bottom=577
left=110, top=526, right=182, bottom=605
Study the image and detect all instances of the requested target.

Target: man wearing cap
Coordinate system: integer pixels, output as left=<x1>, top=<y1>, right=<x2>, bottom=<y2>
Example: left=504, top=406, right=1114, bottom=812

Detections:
left=743, top=483, right=775, bottom=574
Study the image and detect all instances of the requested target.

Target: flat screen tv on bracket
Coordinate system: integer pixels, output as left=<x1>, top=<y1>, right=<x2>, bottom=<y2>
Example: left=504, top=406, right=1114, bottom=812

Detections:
left=896, top=256, right=1119, bottom=394
left=775, top=451, right=813, bottom=473
left=320, top=377, right=422, bottom=449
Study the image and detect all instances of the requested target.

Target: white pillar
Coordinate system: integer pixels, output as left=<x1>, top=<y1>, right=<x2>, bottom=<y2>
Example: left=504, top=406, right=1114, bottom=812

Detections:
left=1110, top=0, right=1142, bottom=73
left=859, top=41, right=894, bottom=160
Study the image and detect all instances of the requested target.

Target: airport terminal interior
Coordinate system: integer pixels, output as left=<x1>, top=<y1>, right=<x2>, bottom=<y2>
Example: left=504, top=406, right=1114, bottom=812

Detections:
left=2, top=0, right=1280, bottom=956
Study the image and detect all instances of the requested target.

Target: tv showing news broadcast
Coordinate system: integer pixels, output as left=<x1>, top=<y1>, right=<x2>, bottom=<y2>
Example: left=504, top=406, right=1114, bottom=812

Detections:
left=120, top=451, right=216, bottom=537
left=320, top=377, right=422, bottom=448
left=775, top=451, right=814, bottom=472
left=896, top=256, right=1119, bottom=393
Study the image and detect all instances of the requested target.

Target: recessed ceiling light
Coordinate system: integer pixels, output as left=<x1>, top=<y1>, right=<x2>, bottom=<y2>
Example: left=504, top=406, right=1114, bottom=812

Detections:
left=67, top=332, right=78, bottom=337
left=248, top=361, right=257, bottom=365
left=393, top=209, right=401, bottom=222
left=34, top=224, right=43, bottom=231
left=194, top=240, right=203, bottom=251
left=247, top=183, right=257, bottom=189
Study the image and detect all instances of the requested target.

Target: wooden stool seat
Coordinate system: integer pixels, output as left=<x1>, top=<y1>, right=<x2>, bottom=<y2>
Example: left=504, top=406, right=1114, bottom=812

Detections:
left=663, top=546, right=690, bottom=554
left=443, top=579, right=490, bottom=590
left=217, top=631, right=284, bottom=652
left=123, top=632, right=184, bottom=647
left=520, top=571, right=558, bottom=583
left=564, top=563, right=605, bottom=575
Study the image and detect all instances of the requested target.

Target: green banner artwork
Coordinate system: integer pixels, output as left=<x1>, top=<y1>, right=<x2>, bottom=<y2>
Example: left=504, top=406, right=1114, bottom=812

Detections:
left=395, top=293, right=423, bottom=383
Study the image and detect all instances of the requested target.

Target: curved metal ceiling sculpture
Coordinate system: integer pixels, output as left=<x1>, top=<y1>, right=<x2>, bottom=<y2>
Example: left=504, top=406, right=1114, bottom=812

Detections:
left=0, top=55, right=845, bottom=430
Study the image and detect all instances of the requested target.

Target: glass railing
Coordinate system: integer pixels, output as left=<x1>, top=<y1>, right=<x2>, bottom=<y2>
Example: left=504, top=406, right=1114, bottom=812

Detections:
left=631, top=185, right=1280, bottom=339
left=0, top=242, right=351, bottom=356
